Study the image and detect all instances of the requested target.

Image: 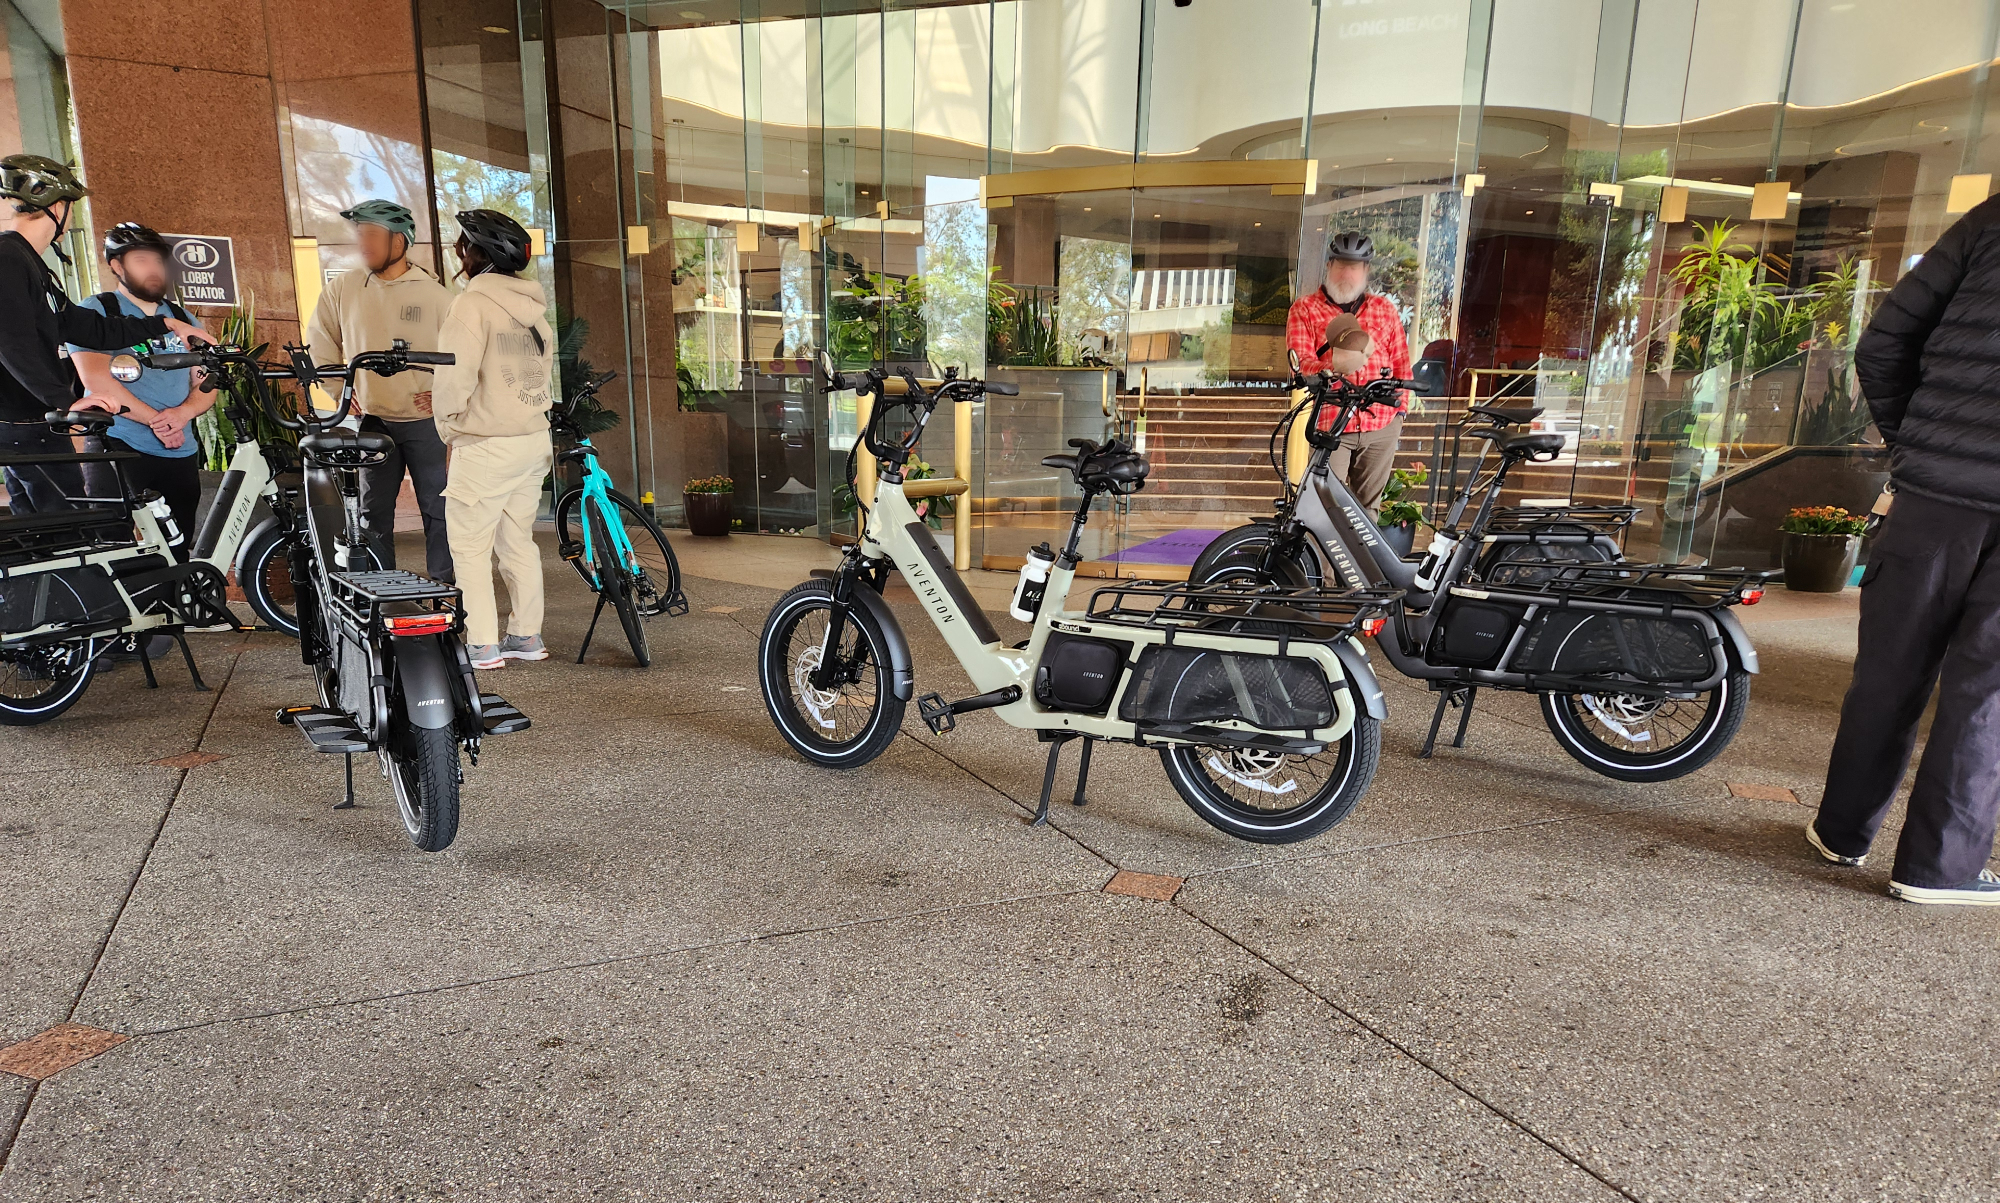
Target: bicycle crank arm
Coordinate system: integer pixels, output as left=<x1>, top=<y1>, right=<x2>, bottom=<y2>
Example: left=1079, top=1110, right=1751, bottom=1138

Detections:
left=917, top=685, right=1022, bottom=735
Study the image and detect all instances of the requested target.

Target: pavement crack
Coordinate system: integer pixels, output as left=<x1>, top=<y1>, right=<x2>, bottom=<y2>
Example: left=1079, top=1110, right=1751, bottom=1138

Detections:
left=1172, top=902, right=1645, bottom=1203
left=899, top=730, right=1126, bottom=872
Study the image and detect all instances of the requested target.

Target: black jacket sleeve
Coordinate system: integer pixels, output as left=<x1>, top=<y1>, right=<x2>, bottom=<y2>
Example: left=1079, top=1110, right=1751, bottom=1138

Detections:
left=53, top=292, right=170, bottom=352
left=1854, top=201, right=1993, bottom=447
left=0, top=242, right=82, bottom=409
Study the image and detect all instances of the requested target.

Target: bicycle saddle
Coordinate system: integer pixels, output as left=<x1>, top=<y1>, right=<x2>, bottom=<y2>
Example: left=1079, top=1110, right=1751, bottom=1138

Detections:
left=1493, top=429, right=1566, bottom=458
left=1043, top=438, right=1149, bottom=495
left=1465, top=403, right=1543, bottom=425
left=300, top=427, right=395, bottom=467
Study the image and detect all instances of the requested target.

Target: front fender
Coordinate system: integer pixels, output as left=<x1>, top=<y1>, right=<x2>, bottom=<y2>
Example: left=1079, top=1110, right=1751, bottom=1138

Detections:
left=1333, top=637, right=1389, bottom=721
left=393, top=634, right=460, bottom=729
left=845, top=583, right=915, bottom=700
left=1716, top=607, right=1759, bottom=675
left=233, top=514, right=286, bottom=577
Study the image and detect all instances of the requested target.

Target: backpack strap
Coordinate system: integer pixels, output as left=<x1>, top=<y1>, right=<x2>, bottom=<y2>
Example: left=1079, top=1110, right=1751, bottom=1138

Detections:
left=165, top=300, right=192, bottom=325
left=93, top=291, right=121, bottom=316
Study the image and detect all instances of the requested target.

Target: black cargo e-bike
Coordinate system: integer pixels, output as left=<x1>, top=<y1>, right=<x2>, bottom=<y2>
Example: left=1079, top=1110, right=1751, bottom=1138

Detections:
left=149, top=340, right=531, bottom=850
left=1191, top=348, right=1774, bottom=783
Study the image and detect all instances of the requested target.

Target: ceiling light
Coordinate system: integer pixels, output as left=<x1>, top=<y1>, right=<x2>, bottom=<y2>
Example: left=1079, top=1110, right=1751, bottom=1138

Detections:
left=1524, top=209, right=1534, bottom=214
left=1083, top=206, right=1092, bottom=211
left=1253, top=222, right=1262, bottom=227
left=482, top=25, right=510, bottom=33
left=1153, top=214, right=1161, bottom=218
left=1629, top=174, right=1799, bottom=203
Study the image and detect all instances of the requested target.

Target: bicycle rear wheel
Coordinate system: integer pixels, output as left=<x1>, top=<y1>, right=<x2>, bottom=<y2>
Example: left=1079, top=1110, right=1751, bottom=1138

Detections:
left=385, top=722, right=461, bottom=852
left=0, top=638, right=100, bottom=726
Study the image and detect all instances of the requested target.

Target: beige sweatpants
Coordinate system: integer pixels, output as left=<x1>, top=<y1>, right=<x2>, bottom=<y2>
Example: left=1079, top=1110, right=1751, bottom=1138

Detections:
left=443, top=433, right=554, bottom=648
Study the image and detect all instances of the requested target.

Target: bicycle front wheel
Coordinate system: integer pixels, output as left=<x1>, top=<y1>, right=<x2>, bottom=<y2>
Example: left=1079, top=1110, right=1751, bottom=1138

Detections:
left=555, top=489, right=685, bottom=614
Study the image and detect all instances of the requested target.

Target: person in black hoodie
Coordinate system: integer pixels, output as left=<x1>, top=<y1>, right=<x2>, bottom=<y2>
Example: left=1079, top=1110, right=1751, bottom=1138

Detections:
left=0, top=155, right=211, bottom=513
left=1809, top=194, right=2000, bottom=905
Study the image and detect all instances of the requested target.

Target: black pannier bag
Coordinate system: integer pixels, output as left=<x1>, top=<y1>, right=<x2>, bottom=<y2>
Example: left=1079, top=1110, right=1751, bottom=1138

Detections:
left=1034, top=631, right=1128, bottom=713
left=1479, top=534, right=1618, bottom=587
left=0, top=563, right=126, bottom=635
left=1118, top=644, right=1336, bottom=733
left=1514, top=609, right=1717, bottom=683
left=1427, top=596, right=1524, bottom=668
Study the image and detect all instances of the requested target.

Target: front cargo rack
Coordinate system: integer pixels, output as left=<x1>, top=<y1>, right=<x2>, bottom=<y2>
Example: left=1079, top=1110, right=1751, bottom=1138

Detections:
left=1463, top=561, right=1775, bottom=612
left=1085, top=579, right=1404, bottom=643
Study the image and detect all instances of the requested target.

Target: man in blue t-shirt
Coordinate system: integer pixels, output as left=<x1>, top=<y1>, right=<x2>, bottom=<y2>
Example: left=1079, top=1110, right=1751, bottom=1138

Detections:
left=67, top=223, right=217, bottom=550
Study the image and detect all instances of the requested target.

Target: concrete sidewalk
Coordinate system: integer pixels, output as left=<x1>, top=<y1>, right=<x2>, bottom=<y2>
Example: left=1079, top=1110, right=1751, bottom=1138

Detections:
left=1, top=533, right=1993, bottom=1201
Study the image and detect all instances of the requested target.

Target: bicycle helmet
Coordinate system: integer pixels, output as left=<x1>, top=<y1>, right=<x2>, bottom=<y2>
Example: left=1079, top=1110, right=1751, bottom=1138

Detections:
left=1326, top=230, right=1375, bottom=263
left=1319, top=314, right=1374, bottom=375
left=339, top=199, right=417, bottom=239
left=454, top=209, right=531, bottom=274
left=104, top=222, right=172, bottom=261
left=0, top=154, right=87, bottom=213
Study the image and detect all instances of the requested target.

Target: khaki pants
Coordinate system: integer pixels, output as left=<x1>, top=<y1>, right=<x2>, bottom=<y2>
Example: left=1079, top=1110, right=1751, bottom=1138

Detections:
left=443, top=434, right=553, bottom=648
left=1327, top=413, right=1404, bottom=513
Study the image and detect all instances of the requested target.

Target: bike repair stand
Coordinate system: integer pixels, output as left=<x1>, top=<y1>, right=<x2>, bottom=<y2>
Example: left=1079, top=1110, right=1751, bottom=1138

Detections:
left=576, top=594, right=608, bottom=663
left=1032, top=731, right=1095, bottom=827
left=1419, top=685, right=1478, bottom=759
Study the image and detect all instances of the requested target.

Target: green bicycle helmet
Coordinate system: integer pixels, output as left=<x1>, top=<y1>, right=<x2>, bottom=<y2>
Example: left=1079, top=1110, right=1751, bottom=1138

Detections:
left=339, top=198, right=417, bottom=239
left=0, top=154, right=88, bottom=213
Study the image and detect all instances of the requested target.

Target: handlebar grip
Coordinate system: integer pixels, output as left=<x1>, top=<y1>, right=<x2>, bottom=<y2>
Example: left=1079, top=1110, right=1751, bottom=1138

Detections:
left=402, top=351, right=456, bottom=366
left=146, top=352, right=205, bottom=369
left=982, top=381, right=1019, bottom=396
left=1388, top=378, right=1417, bottom=390
left=199, top=374, right=224, bottom=393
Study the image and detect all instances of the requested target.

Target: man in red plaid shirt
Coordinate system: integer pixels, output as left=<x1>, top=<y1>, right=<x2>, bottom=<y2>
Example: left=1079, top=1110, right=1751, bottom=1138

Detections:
left=1285, top=231, right=1411, bottom=512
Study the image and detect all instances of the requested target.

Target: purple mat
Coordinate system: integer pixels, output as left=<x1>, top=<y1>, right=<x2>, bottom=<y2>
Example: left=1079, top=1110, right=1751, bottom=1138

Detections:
left=1099, top=529, right=1222, bottom=566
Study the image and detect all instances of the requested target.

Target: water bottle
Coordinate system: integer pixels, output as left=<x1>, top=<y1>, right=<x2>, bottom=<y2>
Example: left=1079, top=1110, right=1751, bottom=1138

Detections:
left=1009, top=542, right=1057, bottom=622
left=145, top=496, right=183, bottom=548
left=1412, top=531, right=1457, bottom=593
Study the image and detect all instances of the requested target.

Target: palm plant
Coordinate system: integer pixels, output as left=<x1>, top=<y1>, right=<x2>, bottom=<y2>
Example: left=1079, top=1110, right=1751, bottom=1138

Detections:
left=555, top=313, right=621, bottom=436
left=191, top=293, right=302, bottom=472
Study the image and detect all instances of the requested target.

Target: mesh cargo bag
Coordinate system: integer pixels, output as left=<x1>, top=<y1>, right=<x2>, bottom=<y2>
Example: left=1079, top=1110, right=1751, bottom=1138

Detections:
left=1118, top=645, right=1336, bottom=733
left=1479, top=535, right=1618, bottom=587
left=1515, top=610, right=1715, bottom=683
left=0, top=565, right=125, bottom=634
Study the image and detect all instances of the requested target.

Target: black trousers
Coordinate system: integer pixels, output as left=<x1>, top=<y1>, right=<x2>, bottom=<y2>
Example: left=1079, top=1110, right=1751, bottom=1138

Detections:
left=1817, top=490, right=2000, bottom=888
left=359, top=415, right=454, bottom=583
left=86, top=438, right=201, bottom=554
left=1, top=420, right=83, bottom=513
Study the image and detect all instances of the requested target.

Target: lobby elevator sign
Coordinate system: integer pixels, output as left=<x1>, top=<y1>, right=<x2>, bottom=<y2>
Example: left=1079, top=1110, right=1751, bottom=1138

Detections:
left=162, top=235, right=239, bottom=307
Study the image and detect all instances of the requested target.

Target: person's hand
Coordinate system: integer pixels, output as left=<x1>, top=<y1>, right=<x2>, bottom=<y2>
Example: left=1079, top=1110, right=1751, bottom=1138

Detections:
left=72, top=395, right=129, bottom=417
left=412, top=390, right=433, bottom=415
left=163, top=317, right=213, bottom=348
left=150, top=406, right=187, bottom=448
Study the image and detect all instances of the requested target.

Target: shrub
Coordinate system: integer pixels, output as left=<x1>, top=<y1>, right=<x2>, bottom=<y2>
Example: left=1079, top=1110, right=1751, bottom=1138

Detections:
left=685, top=475, right=735, bottom=495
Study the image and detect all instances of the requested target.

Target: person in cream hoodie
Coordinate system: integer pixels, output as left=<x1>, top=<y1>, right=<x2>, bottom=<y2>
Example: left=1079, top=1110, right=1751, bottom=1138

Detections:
left=430, top=210, right=554, bottom=670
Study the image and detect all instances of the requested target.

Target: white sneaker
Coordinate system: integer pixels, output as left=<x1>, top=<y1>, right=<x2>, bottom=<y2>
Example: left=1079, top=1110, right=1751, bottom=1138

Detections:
left=468, top=644, right=506, bottom=670
left=1888, top=869, right=2000, bottom=906
left=1805, top=821, right=1867, bottom=867
left=501, top=634, right=548, bottom=661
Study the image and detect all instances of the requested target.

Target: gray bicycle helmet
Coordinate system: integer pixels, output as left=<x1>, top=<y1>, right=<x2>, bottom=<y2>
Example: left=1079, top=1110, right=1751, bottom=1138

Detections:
left=340, top=198, right=417, bottom=239
left=1326, top=231, right=1375, bottom=263
left=454, top=209, right=531, bottom=274
left=104, top=222, right=172, bottom=261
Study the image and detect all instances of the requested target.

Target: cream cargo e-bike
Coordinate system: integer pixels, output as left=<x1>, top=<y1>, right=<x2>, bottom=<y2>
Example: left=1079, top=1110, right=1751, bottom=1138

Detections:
left=757, top=360, right=1400, bottom=844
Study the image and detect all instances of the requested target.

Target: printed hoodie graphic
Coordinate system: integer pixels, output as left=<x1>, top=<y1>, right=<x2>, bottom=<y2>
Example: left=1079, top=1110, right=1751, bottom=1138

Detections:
left=432, top=273, right=556, bottom=445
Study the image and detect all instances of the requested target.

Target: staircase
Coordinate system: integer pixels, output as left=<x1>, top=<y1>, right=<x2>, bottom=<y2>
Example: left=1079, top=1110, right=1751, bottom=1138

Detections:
left=1131, top=391, right=1296, bottom=515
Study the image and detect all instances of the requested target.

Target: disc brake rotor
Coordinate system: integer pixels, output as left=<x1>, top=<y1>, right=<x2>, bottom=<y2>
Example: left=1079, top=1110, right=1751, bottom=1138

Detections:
left=792, top=642, right=842, bottom=730
left=1580, top=692, right=1663, bottom=744
left=1204, top=747, right=1299, bottom=796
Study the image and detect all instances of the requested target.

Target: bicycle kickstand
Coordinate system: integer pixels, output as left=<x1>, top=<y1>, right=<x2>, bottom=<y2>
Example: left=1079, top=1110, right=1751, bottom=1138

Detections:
left=334, top=751, right=357, bottom=810
left=578, top=593, right=607, bottom=664
left=1419, top=687, right=1478, bottom=759
left=1032, top=734, right=1094, bottom=827
left=171, top=630, right=210, bottom=692
left=135, top=634, right=159, bottom=690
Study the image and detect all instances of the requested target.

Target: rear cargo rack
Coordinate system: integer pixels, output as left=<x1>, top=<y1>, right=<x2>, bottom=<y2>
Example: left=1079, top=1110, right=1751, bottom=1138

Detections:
left=1483, top=504, right=1638, bottom=535
left=325, top=569, right=463, bottom=633
left=1085, top=579, right=1402, bottom=643
left=1463, top=561, right=1774, bottom=611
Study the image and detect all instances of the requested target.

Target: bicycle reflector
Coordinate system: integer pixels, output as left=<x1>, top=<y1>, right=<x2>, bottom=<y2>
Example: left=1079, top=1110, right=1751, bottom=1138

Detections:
left=1359, top=614, right=1388, bottom=636
left=1739, top=586, right=1765, bottom=606
left=383, top=613, right=455, bottom=636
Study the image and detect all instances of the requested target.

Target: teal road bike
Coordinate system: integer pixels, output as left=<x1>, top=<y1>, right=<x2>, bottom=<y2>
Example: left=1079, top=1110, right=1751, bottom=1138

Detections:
left=549, top=371, right=687, bottom=666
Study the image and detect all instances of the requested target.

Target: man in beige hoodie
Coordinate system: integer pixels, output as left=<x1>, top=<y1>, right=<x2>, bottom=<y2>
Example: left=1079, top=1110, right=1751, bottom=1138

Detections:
left=306, top=200, right=456, bottom=581
left=431, top=209, right=554, bottom=669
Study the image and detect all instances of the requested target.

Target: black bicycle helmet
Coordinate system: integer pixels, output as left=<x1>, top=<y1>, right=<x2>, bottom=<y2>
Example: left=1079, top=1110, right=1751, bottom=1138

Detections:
left=454, top=209, right=531, bottom=274
left=104, top=222, right=172, bottom=262
left=1326, top=231, right=1375, bottom=263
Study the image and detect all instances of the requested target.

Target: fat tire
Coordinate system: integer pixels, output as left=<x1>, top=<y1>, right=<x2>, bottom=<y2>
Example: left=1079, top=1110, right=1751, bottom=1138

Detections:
left=758, top=579, right=904, bottom=769
left=1188, top=523, right=1324, bottom=589
left=392, top=723, right=462, bottom=852
left=1160, top=708, right=1381, bottom=844
left=1539, top=668, right=1751, bottom=783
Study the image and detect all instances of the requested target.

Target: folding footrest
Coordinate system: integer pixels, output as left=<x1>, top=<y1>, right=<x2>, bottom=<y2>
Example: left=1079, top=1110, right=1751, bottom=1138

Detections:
left=478, top=694, right=531, bottom=736
left=276, top=705, right=371, bottom=753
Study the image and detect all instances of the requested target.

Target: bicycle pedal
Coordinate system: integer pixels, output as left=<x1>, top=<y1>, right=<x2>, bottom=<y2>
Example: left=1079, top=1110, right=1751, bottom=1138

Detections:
left=917, top=692, right=956, bottom=735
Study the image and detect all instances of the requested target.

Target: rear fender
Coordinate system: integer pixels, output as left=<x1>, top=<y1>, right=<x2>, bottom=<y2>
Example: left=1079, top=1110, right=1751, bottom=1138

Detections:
left=393, top=634, right=460, bottom=729
left=1331, top=638, right=1388, bottom=720
left=1716, top=607, right=1759, bottom=675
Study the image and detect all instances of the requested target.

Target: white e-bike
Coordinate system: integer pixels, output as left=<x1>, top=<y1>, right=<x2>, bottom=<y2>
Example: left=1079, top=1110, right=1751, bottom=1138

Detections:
left=756, top=360, right=1400, bottom=844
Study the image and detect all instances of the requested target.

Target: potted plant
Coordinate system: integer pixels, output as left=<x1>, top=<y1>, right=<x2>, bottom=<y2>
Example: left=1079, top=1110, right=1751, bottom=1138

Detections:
left=1377, top=462, right=1428, bottom=558
left=684, top=474, right=735, bottom=536
left=1779, top=505, right=1866, bottom=592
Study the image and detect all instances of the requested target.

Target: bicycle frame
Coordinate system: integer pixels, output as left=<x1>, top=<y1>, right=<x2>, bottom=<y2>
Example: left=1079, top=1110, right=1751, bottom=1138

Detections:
left=569, top=437, right=640, bottom=588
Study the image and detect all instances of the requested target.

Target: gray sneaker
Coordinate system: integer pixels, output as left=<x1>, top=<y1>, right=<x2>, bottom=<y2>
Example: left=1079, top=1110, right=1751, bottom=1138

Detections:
left=1888, top=869, right=2000, bottom=906
left=501, top=634, right=548, bottom=661
left=468, top=643, right=506, bottom=670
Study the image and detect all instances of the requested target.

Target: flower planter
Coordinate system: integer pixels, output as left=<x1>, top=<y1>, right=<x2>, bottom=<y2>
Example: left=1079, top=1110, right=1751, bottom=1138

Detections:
left=1378, top=521, right=1416, bottom=558
left=1780, top=531, right=1859, bottom=593
left=684, top=491, right=734, bottom=537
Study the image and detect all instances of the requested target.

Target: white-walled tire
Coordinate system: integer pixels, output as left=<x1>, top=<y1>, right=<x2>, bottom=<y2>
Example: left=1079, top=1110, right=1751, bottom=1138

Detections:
left=1160, top=709, right=1380, bottom=844
left=1539, top=668, right=1750, bottom=782
left=759, top=580, right=905, bottom=769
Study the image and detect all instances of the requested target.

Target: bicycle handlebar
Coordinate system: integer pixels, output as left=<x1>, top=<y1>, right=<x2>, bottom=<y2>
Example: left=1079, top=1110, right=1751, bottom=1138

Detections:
left=140, top=341, right=455, bottom=434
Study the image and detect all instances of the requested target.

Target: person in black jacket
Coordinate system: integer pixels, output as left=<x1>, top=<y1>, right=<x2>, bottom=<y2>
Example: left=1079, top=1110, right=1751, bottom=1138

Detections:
left=1809, top=194, right=2000, bottom=905
left=0, top=155, right=211, bottom=513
